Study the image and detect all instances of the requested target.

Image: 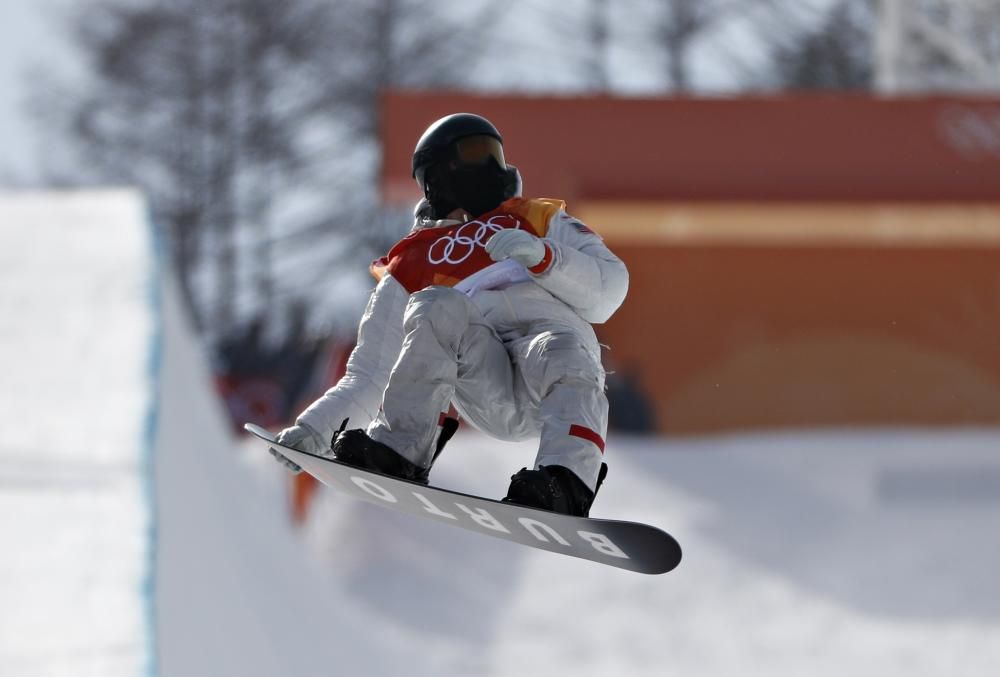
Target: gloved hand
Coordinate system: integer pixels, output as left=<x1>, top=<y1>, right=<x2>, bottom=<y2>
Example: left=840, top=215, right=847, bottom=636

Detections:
left=271, top=422, right=330, bottom=474
left=485, top=228, right=546, bottom=268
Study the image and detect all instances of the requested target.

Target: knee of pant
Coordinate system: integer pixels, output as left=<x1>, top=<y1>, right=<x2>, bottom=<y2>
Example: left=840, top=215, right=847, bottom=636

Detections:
left=403, top=286, right=472, bottom=340
left=525, top=332, right=604, bottom=395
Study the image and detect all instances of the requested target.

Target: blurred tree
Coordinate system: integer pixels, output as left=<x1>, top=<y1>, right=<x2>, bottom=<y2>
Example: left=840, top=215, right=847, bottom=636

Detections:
left=492, top=0, right=617, bottom=93
left=876, top=0, right=1000, bottom=93
left=41, top=0, right=343, bottom=336
left=769, top=0, right=875, bottom=90
left=37, top=0, right=501, bottom=346
left=584, top=0, right=611, bottom=90
left=324, top=0, right=504, bottom=159
left=261, top=0, right=507, bottom=314
left=514, top=0, right=814, bottom=95
left=655, top=0, right=710, bottom=92
left=652, top=0, right=784, bottom=93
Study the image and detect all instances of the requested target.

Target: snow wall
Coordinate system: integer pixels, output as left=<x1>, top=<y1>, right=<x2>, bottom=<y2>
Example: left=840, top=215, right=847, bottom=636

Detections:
left=0, top=189, right=429, bottom=677
left=0, top=191, right=156, bottom=676
left=3, top=189, right=1000, bottom=677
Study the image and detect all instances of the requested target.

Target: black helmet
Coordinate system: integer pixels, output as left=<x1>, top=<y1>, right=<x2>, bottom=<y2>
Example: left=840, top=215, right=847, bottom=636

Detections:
left=412, top=113, right=520, bottom=219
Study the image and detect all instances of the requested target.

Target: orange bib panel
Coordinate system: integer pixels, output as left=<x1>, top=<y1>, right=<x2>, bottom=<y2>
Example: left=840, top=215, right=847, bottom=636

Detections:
left=371, top=198, right=564, bottom=294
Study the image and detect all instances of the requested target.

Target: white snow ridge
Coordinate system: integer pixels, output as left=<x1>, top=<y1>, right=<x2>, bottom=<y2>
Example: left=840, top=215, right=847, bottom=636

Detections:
left=0, top=189, right=426, bottom=677
left=0, top=190, right=156, bottom=676
left=2, top=189, right=1000, bottom=677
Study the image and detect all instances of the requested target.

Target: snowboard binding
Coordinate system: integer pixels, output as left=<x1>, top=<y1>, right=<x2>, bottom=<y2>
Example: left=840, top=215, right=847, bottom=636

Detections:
left=502, top=463, right=608, bottom=517
left=330, top=417, right=459, bottom=486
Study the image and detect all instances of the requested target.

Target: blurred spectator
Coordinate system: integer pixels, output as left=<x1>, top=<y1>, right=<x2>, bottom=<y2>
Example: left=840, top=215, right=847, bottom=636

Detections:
left=606, top=361, right=657, bottom=434
left=213, top=309, right=336, bottom=435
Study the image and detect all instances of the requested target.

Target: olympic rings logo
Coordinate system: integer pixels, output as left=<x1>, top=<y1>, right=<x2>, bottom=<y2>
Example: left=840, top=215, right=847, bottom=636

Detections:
left=427, top=215, right=521, bottom=265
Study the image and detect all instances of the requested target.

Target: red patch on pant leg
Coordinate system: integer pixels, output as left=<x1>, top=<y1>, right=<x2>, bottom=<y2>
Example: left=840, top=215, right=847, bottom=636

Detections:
left=569, top=424, right=605, bottom=453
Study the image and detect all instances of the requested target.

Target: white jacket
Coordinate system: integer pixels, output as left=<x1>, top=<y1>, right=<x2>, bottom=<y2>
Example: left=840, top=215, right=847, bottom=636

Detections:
left=297, top=198, right=629, bottom=443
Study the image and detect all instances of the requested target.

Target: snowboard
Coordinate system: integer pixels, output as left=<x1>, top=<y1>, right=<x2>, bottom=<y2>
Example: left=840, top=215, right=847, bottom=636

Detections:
left=246, top=423, right=682, bottom=575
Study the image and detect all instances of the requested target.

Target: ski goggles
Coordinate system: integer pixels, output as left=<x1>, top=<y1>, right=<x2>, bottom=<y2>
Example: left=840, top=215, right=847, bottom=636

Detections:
left=454, top=135, right=506, bottom=168
left=415, top=135, right=506, bottom=192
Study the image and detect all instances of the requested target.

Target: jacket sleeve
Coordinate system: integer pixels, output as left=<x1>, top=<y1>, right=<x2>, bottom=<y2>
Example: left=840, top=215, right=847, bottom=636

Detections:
left=530, top=209, right=629, bottom=324
left=296, top=274, right=408, bottom=441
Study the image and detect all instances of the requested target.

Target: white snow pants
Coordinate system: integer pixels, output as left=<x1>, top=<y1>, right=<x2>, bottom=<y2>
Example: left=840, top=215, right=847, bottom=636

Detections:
left=367, top=286, right=609, bottom=491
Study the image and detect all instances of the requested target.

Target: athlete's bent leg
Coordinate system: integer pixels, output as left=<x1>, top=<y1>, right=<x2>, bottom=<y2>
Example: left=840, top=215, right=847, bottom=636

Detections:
left=508, top=331, right=609, bottom=512
left=367, top=286, right=516, bottom=469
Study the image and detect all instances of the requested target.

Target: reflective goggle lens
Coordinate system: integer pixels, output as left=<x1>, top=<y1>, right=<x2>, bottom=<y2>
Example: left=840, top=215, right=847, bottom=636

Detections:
left=455, top=135, right=505, bottom=168
left=414, top=135, right=506, bottom=193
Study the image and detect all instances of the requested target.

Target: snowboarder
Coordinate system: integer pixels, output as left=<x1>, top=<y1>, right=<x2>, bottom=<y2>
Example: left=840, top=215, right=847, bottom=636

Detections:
left=271, top=113, right=629, bottom=517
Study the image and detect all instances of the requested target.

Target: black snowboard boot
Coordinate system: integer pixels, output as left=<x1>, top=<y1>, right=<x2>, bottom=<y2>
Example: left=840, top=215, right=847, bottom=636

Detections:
left=502, top=463, right=608, bottom=517
left=330, top=418, right=458, bottom=486
left=332, top=429, right=431, bottom=484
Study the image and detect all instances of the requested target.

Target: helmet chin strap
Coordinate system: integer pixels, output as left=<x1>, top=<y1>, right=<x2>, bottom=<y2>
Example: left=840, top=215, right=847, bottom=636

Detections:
left=421, top=164, right=461, bottom=219
left=424, top=186, right=460, bottom=220
left=504, top=164, right=522, bottom=198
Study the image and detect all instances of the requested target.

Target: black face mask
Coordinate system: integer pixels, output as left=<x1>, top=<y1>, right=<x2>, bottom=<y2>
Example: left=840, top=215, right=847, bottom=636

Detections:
left=424, top=158, right=508, bottom=219
left=449, top=162, right=508, bottom=217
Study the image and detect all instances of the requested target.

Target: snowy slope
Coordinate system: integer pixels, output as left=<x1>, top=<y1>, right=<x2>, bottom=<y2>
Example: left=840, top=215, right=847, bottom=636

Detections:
left=154, top=266, right=440, bottom=677
left=0, top=190, right=156, bottom=676
left=300, top=426, right=1000, bottom=677
left=0, top=190, right=436, bottom=677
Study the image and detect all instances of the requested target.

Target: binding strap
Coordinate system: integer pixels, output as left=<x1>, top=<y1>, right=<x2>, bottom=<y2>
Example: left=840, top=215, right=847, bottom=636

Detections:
left=432, top=416, right=460, bottom=464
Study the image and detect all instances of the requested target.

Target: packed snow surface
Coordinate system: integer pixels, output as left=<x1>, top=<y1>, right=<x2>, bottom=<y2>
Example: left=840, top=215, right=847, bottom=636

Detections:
left=301, top=426, right=1000, bottom=677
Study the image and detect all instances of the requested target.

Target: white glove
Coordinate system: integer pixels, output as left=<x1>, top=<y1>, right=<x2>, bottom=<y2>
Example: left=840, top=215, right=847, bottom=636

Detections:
left=271, top=422, right=329, bottom=474
left=485, top=229, right=546, bottom=268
